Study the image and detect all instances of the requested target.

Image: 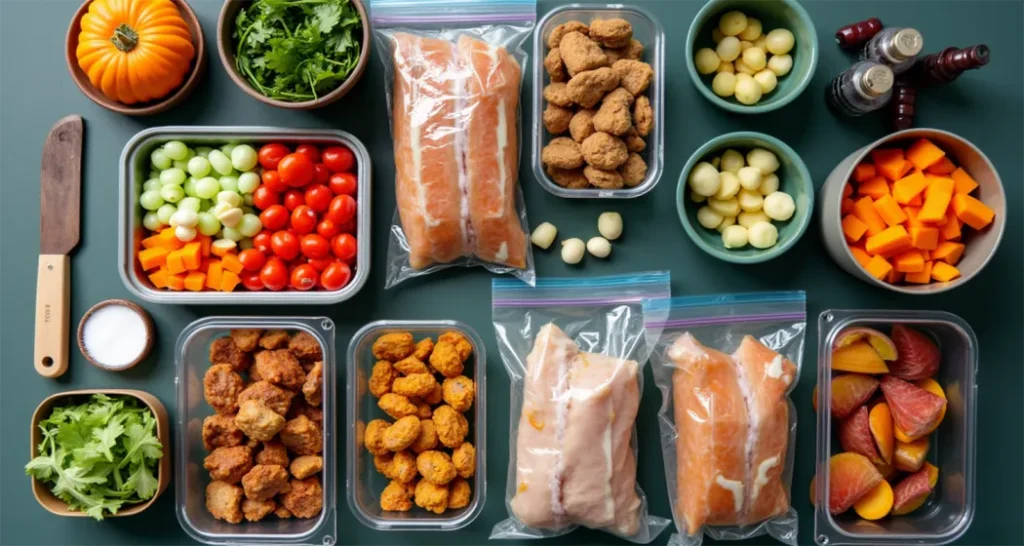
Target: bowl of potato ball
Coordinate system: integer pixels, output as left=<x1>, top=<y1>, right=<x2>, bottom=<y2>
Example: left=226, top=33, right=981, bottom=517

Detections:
left=677, top=131, right=813, bottom=263
left=686, top=0, right=818, bottom=113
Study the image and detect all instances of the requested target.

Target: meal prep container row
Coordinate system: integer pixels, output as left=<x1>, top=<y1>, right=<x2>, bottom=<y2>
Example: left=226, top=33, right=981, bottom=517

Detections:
left=175, top=317, right=337, bottom=545
left=815, top=310, right=977, bottom=546
left=346, top=320, right=487, bottom=531
left=532, top=3, right=665, bottom=198
left=119, top=126, right=371, bottom=304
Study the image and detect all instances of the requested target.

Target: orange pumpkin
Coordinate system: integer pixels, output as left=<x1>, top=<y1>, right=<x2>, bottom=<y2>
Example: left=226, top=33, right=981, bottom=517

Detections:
left=76, top=0, right=195, bottom=105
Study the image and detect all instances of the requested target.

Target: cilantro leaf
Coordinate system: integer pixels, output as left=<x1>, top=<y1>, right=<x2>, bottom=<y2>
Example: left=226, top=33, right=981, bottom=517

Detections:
left=124, top=463, right=159, bottom=500
left=312, top=4, right=342, bottom=33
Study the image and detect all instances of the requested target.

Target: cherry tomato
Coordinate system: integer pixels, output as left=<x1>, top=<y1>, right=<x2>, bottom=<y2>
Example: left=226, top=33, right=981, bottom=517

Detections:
left=270, top=231, right=300, bottom=261
left=290, top=205, right=317, bottom=235
left=338, top=218, right=357, bottom=234
left=313, top=163, right=330, bottom=185
left=300, top=234, right=330, bottom=259
left=307, top=257, right=333, bottom=272
left=258, top=143, right=290, bottom=170
left=295, top=144, right=321, bottom=164
left=322, top=146, right=356, bottom=173
left=304, top=184, right=332, bottom=213
left=240, top=271, right=265, bottom=291
left=260, top=257, right=289, bottom=291
left=328, top=172, right=358, bottom=196
left=283, top=189, right=304, bottom=211
left=325, top=194, right=357, bottom=224
left=261, top=169, right=288, bottom=192
left=331, top=233, right=357, bottom=262
left=316, top=219, right=341, bottom=239
left=252, top=230, right=273, bottom=253
left=320, top=261, right=352, bottom=290
left=259, top=205, right=289, bottom=231
left=251, top=186, right=280, bottom=210
left=278, top=153, right=315, bottom=188
left=290, top=264, right=319, bottom=291
left=238, top=249, right=267, bottom=272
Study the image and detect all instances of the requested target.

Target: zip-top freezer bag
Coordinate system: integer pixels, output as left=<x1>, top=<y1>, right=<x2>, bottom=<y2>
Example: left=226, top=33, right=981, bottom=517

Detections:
left=371, top=0, right=536, bottom=289
left=490, top=272, right=672, bottom=544
left=643, top=291, right=806, bottom=546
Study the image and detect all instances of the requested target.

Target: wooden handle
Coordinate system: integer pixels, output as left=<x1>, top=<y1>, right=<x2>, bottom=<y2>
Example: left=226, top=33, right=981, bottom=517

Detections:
left=35, top=255, right=70, bottom=378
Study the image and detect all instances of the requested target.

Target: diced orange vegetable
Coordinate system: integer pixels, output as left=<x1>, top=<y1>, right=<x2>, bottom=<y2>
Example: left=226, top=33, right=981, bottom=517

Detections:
left=853, top=196, right=888, bottom=236
left=196, top=234, right=212, bottom=257
left=850, top=246, right=873, bottom=268
left=932, top=241, right=965, bottom=265
left=842, top=215, right=869, bottom=242
left=950, top=167, right=979, bottom=195
left=926, top=156, right=957, bottom=175
left=865, top=255, right=893, bottom=279
left=221, top=253, right=244, bottom=274
left=875, top=156, right=908, bottom=182
left=141, top=234, right=164, bottom=249
left=893, top=250, right=925, bottom=273
left=143, top=229, right=184, bottom=250
left=853, top=163, right=877, bottom=183
left=921, top=250, right=931, bottom=261
left=905, top=138, right=946, bottom=170
left=181, top=242, right=202, bottom=271
left=931, top=262, right=961, bottom=282
left=940, top=209, right=962, bottom=240
left=843, top=183, right=854, bottom=198
left=184, top=271, right=207, bottom=291
left=873, top=194, right=908, bottom=227
left=918, top=176, right=955, bottom=223
left=893, top=171, right=929, bottom=205
left=952, top=194, right=995, bottom=229
left=886, top=268, right=904, bottom=284
left=166, top=273, right=186, bottom=291
left=905, top=261, right=934, bottom=284
left=904, top=206, right=924, bottom=227
left=866, top=225, right=912, bottom=255
left=898, top=161, right=914, bottom=178
left=166, top=249, right=186, bottom=275
left=909, top=226, right=939, bottom=250
left=859, top=176, right=890, bottom=199
left=221, top=270, right=241, bottom=292
left=148, top=268, right=170, bottom=289
left=206, top=261, right=223, bottom=291
left=841, top=198, right=856, bottom=215
left=138, top=247, right=169, bottom=271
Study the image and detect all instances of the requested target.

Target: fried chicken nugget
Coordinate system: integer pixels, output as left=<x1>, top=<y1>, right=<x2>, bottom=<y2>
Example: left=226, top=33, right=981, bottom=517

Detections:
left=414, top=480, right=449, bottom=514
left=289, top=399, right=323, bottom=427
left=567, top=67, right=620, bottom=109
left=619, top=152, right=648, bottom=187
left=373, top=452, right=395, bottom=477
left=252, top=349, right=306, bottom=391
left=603, top=86, right=636, bottom=107
left=589, top=18, right=633, bottom=48
left=242, top=498, right=276, bottom=522
left=391, top=450, right=418, bottom=483
left=414, top=400, right=433, bottom=420
left=393, top=356, right=430, bottom=376
left=581, top=131, right=629, bottom=170
left=238, top=380, right=295, bottom=416
left=256, top=441, right=290, bottom=467
left=204, top=446, right=254, bottom=484
left=541, top=137, right=583, bottom=169
left=543, top=82, right=574, bottom=107
left=633, top=95, right=653, bottom=137
left=605, top=38, right=644, bottom=64
left=280, top=415, right=322, bottom=456
left=411, top=419, right=439, bottom=454
left=417, top=450, right=457, bottom=486
left=384, top=416, right=422, bottom=452
left=274, top=505, right=292, bottom=519
left=612, top=59, right=654, bottom=96
left=544, top=48, right=567, bottom=83
left=368, top=361, right=399, bottom=398
left=442, top=376, right=475, bottom=412
left=380, top=480, right=414, bottom=512
left=448, top=477, right=472, bottom=509
left=378, top=393, right=419, bottom=420
left=235, top=400, right=286, bottom=442
left=258, top=330, right=291, bottom=350
left=569, top=108, right=597, bottom=143
left=584, top=166, right=625, bottom=189
left=392, top=373, right=438, bottom=398
left=280, top=477, right=323, bottom=518
left=547, top=166, right=590, bottom=189
left=204, top=364, right=244, bottom=414
left=424, top=383, right=444, bottom=405
left=210, top=337, right=252, bottom=372
left=288, top=331, right=323, bottom=361
left=242, top=464, right=290, bottom=501
left=432, top=405, right=469, bottom=449
left=230, top=329, right=262, bottom=352
left=625, top=127, right=647, bottom=153
left=302, top=361, right=322, bottom=406
left=452, top=442, right=476, bottom=479
left=593, top=98, right=632, bottom=136
left=559, top=31, right=608, bottom=77
left=412, top=338, right=434, bottom=361
left=364, top=419, right=390, bottom=455
left=437, top=332, right=473, bottom=361
left=548, top=20, right=589, bottom=49
left=203, top=414, right=245, bottom=450
left=206, top=481, right=244, bottom=523
left=543, top=103, right=574, bottom=135
left=372, top=332, right=415, bottom=361
left=290, top=455, right=323, bottom=479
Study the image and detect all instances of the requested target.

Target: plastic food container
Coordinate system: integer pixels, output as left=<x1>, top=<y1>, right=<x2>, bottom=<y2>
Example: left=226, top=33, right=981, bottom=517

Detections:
left=814, top=310, right=977, bottom=546
left=346, top=320, right=487, bottom=530
left=119, top=126, right=371, bottom=304
left=175, top=317, right=337, bottom=545
left=532, top=4, right=665, bottom=198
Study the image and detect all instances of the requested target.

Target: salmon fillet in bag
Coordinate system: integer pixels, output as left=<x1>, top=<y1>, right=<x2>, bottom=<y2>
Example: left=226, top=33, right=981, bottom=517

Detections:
left=491, top=272, right=672, bottom=543
left=643, top=292, right=806, bottom=546
left=371, top=0, right=535, bottom=288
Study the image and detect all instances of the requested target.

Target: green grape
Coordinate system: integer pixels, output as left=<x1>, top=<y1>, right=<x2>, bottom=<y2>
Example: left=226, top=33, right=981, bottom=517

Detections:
left=142, top=212, right=163, bottom=231
left=178, top=197, right=201, bottom=213
left=219, top=143, right=236, bottom=156
left=183, top=178, right=198, bottom=197
left=156, top=204, right=177, bottom=225
left=200, top=198, right=214, bottom=212
left=237, top=172, right=260, bottom=194
left=195, top=177, right=221, bottom=199
left=231, top=144, right=258, bottom=172
left=151, top=149, right=172, bottom=170
left=208, top=150, right=233, bottom=176
left=160, top=184, right=185, bottom=204
left=238, top=238, right=254, bottom=251
left=139, top=190, right=164, bottom=211
left=237, top=213, right=262, bottom=237
left=182, top=147, right=195, bottom=162
left=172, top=159, right=189, bottom=171
left=148, top=170, right=161, bottom=180
left=216, top=191, right=242, bottom=208
left=163, top=140, right=188, bottom=161
left=221, top=226, right=243, bottom=242
left=196, top=146, right=213, bottom=158
left=219, top=176, right=239, bottom=193
left=187, top=156, right=211, bottom=178
left=196, top=212, right=221, bottom=236
left=143, top=179, right=161, bottom=192
left=160, top=168, right=186, bottom=186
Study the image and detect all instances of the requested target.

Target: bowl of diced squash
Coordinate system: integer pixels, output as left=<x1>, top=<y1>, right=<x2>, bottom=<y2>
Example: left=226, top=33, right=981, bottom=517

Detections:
left=820, top=128, right=1005, bottom=294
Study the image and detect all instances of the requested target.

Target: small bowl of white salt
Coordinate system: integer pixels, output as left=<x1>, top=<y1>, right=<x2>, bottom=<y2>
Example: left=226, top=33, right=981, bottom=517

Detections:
left=77, top=299, right=153, bottom=371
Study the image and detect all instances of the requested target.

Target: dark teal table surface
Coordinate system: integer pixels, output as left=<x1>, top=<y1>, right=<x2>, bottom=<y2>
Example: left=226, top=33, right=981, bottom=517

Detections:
left=2, top=0, right=1021, bottom=544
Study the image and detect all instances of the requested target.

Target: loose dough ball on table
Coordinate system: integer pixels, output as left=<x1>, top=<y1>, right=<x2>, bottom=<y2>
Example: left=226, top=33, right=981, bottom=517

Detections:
left=688, top=162, right=721, bottom=196
left=561, top=238, right=586, bottom=264
left=763, top=191, right=797, bottom=221
left=715, top=171, right=741, bottom=199
left=742, top=47, right=767, bottom=71
left=696, top=206, right=724, bottom=229
left=716, top=36, right=741, bottom=62
left=768, top=54, right=793, bottom=77
left=716, top=214, right=737, bottom=232
left=735, top=76, right=763, bottom=104
left=746, top=148, right=780, bottom=173
left=721, top=225, right=749, bottom=248
left=718, top=10, right=748, bottom=36
left=738, top=189, right=764, bottom=212
left=720, top=149, right=745, bottom=173
left=766, top=28, right=795, bottom=55
left=758, top=173, right=780, bottom=195
left=586, top=237, right=612, bottom=258
left=598, top=212, right=623, bottom=240
left=708, top=197, right=740, bottom=217
left=754, top=69, right=778, bottom=93
left=694, top=48, right=721, bottom=75
left=737, top=166, right=763, bottom=190
left=738, top=210, right=771, bottom=228
left=738, top=17, right=763, bottom=41
left=531, top=222, right=558, bottom=249
left=748, top=221, right=779, bottom=248
left=712, top=72, right=737, bottom=98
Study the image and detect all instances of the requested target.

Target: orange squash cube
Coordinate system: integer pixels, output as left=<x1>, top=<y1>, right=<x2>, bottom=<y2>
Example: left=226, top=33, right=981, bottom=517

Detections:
left=843, top=183, right=854, bottom=198
left=872, top=149, right=906, bottom=181
left=931, top=262, right=961, bottom=283
left=909, top=226, right=940, bottom=250
left=894, top=250, right=925, bottom=273
left=842, top=215, right=870, bottom=243
left=873, top=194, right=908, bottom=227
left=221, top=253, right=244, bottom=275
left=950, top=167, right=979, bottom=195
left=853, top=163, right=877, bottom=182
left=841, top=198, right=856, bottom=215
left=184, top=271, right=207, bottom=292
left=905, top=138, right=947, bottom=171
left=905, top=261, right=934, bottom=284
left=220, top=271, right=241, bottom=292
left=952, top=194, right=995, bottom=230
left=865, top=255, right=893, bottom=280
left=926, top=156, right=956, bottom=175
left=196, top=234, right=212, bottom=257
left=206, top=261, right=223, bottom=291
left=893, top=171, right=929, bottom=205
left=858, top=176, right=890, bottom=200
left=165, top=250, right=186, bottom=275
left=181, top=242, right=203, bottom=271
left=853, top=196, right=888, bottom=236
left=148, top=268, right=170, bottom=289
left=166, top=273, right=186, bottom=291
left=918, top=176, right=955, bottom=223
left=138, top=247, right=169, bottom=271
left=849, top=246, right=873, bottom=268
left=932, top=241, right=965, bottom=265
left=866, top=225, right=912, bottom=255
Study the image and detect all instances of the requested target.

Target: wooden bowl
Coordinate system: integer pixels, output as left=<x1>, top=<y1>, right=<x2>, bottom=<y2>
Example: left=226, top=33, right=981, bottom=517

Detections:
left=65, top=0, right=207, bottom=116
left=30, top=389, right=171, bottom=517
left=76, top=299, right=154, bottom=371
left=217, top=0, right=371, bottom=110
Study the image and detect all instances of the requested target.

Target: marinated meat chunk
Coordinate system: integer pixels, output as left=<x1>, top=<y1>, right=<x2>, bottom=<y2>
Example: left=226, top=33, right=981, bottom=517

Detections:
left=290, top=455, right=324, bottom=479
left=203, top=414, right=245, bottom=450
left=288, top=399, right=323, bottom=427
left=280, top=415, right=322, bottom=456
left=280, top=477, right=323, bottom=518
left=288, top=331, right=323, bottom=361
left=242, top=498, right=276, bottom=522
left=302, top=361, right=323, bottom=406
left=258, top=330, right=291, bottom=350
left=204, top=446, right=253, bottom=484
left=252, top=349, right=305, bottom=391
left=235, top=400, right=286, bottom=441
left=210, top=337, right=252, bottom=372
left=255, top=441, right=290, bottom=467
left=241, top=464, right=290, bottom=501
left=204, top=364, right=244, bottom=414
left=206, top=481, right=244, bottom=523
left=238, top=381, right=295, bottom=416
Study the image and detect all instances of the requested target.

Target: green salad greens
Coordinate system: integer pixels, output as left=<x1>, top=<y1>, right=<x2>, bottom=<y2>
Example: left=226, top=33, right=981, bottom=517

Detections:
left=25, top=394, right=163, bottom=520
left=234, top=0, right=363, bottom=102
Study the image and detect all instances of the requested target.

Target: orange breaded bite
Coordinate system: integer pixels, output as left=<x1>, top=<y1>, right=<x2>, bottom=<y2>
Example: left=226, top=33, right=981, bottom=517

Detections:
left=290, top=455, right=323, bottom=479
left=255, top=441, right=290, bottom=467
left=417, top=450, right=457, bottom=486
left=280, top=415, right=322, bottom=456
left=452, top=442, right=476, bottom=479
left=438, top=332, right=473, bottom=361
left=429, top=343, right=465, bottom=378
left=393, top=356, right=430, bottom=375
left=241, top=464, right=290, bottom=501
left=369, top=361, right=400, bottom=398
left=391, top=450, right=418, bottom=483
left=412, top=338, right=435, bottom=361
left=433, top=405, right=469, bottom=449
left=302, top=361, right=323, bottom=406
left=379, top=393, right=420, bottom=419
left=448, top=477, right=472, bottom=509
left=442, top=375, right=475, bottom=412
left=242, top=498, right=276, bottom=522
left=258, top=330, right=291, bottom=350
left=381, top=480, right=415, bottom=512
left=235, top=400, right=286, bottom=442
left=393, top=373, right=439, bottom=398
left=384, top=416, right=422, bottom=452
left=372, top=332, right=415, bottom=361
left=414, top=479, right=449, bottom=514
left=410, top=419, right=439, bottom=454
left=364, top=419, right=391, bottom=455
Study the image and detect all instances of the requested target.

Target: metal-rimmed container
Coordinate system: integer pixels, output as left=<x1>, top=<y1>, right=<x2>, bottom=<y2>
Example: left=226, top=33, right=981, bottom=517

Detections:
left=175, top=317, right=337, bottom=545
left=532, top=4, right=665, bottom=198
left=815, top=310, right=977, bottom=546
left=346, top=320, right=487, bottom=530
left=119, top=126, right=371, bottom=304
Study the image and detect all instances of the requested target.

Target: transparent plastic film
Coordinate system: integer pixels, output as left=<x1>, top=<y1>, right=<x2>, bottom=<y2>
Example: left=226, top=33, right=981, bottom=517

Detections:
left=371, top=0, right=537, bottom=288
left=643, top=291, right=806, bottom=546
left=490, top=272, right=672, bottom=543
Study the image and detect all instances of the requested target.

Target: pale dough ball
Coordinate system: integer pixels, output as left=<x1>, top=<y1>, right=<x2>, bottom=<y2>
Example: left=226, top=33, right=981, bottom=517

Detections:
left=738, top=17, right=763, bottom=41
left=742, top=47, right=767, bottom=71
left=766, top=28, right=795, bottom=55
left=768, top=54, right=793, bottom=76
left=697, top=206, right=724, bottom=229
left=695, top=48, right=721, bottom=75
left=754, top=69, right=778, bottom=93
left=691, top=190, right=707, bottom=203
left=597, top=212, right=623, bottom=240
left=716, top=36, right=741, bottom=62
left=715, top=171, right=741, bottom=199
left=740, top=40, right=754, bottom=52
left=586, top=237, right=612, bottom=258
left=712, top=72, right=738, bottom=98
left=748, top=221, right=779, bottom=249
left=716, top=214, right=737, bottom=232
left=734, top=58, right=756, bottom=75
left=746, top=148, right=780, bottom=173
left=763, top=191, right=797, bottom=221
left=561, top=238, right=585, bottom=264
left=737, top=166, right=762, bottom=190
left=717, top=61, right=735, bottom=74
left=711, top=156, right=721, bottom=169
left=712, top=28, right=724, bottom=44
left=718, top=10, right=748, bottom=37
left=758, top=173, right=780, bottom=195
left=720, top=149, right=745, bottom=173
left=688, top=162, right=721, bottom=196
left=721, top=225, right=749, bottom=249
left=738, top=189, right=764, bottom=212
left=708, top=197, right=740, bottom=217
left=738, top=210, right=771, bottom=228
left=735, top=77, right=763, bottom=105
left=753, top=35, right=768, bottom=49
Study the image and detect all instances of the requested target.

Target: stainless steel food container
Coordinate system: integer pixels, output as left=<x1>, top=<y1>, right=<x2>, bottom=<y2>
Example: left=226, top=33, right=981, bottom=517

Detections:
left=119, top=126, right=371, bottom=304
left=175, top=316, right=337, bottom=545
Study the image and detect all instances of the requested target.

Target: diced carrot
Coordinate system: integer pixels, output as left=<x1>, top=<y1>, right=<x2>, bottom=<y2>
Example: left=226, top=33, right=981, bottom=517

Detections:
left=893, top=171, right=929, bottom=205
left=931, top=262, right=961, bottom=283
left=841, top=198, right=856, bottom=215
left=926, top=156, right=957, bottom=175
left=850, top=246, right=873, bottom=268
left=843, top=183, right=854, bottom=198
left=138, top=247, right=169, bottom=271
left=160, top=228, right=186, bottom=249
left=206, top=261, right=223, bottom=291
left=221, top=253, right=244, bottom=275
left=858, top=176, right=890, bottom=199
left=920, top=250, right=931, bottom=261
left=865, top=255, right=893, bottom=280
left=181, top=242, right=202, bottom=271
left=166, top=250, right=186, bottom=275
left=898, top=160, right=914, bottom=178
left=141, top=234, right=164, bottom=249
left=166, top=273, right=186, bottom=291
left=905, top=138, right=947, bottom=170
left=885, top=268, right=904, bottom=284
left=909, top=226, right=939, bottom=250
left=866, top=225, right=912, bottom=255
left=905, top=261, right=934, bottom=284
left=918, top=176, right=955, bottom=223
left=872, top=194, right=908, bottom=227
left=853, top=196, right=888, bottom=236
left=842, top=215, right=869, bottom=242
left=148, top=268, right=170, bottom=289
left=894, top=250, right=925, bottom=273
left=874, top=153, right=907, bottom=181
left=904, top=206, right=923, bottom=227
left=952, top=194, right=995, bottom=229
left=907, top=193, right=923, bottom=206
left=950, top=167, right=979, bottom=195
left=853, top=163, right=877, bottom=183
left=184, top=271, right=207, bottom=291
left=932, top=241, right=965, bottom=265
left=940, top=209, right=962, bottom=240
left=221, top=270, right=241, bottom=292
left=196, top=234, right=212, bottom=257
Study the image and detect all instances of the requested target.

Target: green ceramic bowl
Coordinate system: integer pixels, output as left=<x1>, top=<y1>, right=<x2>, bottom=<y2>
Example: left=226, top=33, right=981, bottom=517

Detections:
left=685, top=0, right=818, bottom=114
left=677, top=132, right=814, bottom=263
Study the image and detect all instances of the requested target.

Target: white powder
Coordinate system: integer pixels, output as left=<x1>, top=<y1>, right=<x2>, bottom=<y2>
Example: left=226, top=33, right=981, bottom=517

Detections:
left=82, top=305, right=148, bottom=369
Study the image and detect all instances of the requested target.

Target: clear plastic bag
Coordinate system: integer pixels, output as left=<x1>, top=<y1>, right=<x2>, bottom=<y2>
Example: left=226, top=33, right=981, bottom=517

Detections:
left=370, top=0, right=537, bottom=289
left=643, top=291, right=806, bottom=546
left=490, top=272, right=673, bottom=543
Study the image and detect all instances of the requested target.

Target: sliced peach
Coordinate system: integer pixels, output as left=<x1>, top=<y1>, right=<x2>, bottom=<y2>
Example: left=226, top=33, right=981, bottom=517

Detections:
left=869, top=402, right=895, bottom=464
left=915, top=378, right=947, bottom=435
left=840, top=406, right=883, bottom=464
left=894, top=437, right=929, bottom=472
left=828, top=452, right=884, bottom=514
left=831, top=373, right=880, bottom=419
left=874, top=461, right=897, bottom=479
left=891, top=464, right=937, bottom=515
left=853, top=479, right=894, bottom=520
left=894, top=424, right=913, bottom=443
left=835, top=327, right=899, bottom=360
left=832, top=341, right=890, bottom=374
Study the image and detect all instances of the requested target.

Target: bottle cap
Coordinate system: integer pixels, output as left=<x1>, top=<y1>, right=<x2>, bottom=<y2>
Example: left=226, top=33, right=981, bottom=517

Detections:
left=893, top=29, right=924, bottom=59
left=862, top=64, right=894, bottom=96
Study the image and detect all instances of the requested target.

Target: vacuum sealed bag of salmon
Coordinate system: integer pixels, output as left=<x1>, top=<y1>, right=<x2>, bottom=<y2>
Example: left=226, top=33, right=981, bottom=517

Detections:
left=490, top=272, right=672, bottom=543
left=371, top=0, right=537, bottom=289
left=643, top=291, right=806, bottom=546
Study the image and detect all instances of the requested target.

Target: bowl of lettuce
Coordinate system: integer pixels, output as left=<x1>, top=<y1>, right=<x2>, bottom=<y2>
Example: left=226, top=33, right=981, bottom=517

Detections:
left=218, top=0, right=371, bottom=109
left=27, top=390, right=170, bottom=519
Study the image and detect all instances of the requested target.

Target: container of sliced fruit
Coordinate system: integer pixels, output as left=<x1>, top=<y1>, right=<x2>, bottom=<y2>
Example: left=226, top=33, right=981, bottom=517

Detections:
left=119, top=127, right=370, bottom=304
left=813, top=310, right=977, bottom=546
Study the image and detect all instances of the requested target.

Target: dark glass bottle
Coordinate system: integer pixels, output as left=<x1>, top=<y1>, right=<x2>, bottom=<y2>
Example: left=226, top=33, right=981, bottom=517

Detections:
left=862, top=27, right=924, bottom=74
left=889, top=78, right=917, bottom=132
left=836, top=18, right=883, bottom=51
left=909, top=45, right=991, bottom=87
left=827, top=61, right=894, bottom=117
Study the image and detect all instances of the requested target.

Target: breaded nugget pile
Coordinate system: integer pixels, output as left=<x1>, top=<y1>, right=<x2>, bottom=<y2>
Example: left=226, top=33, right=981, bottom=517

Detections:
left=202, top=329, right=326, bottom=524
left=363, top=331, right=477, bottom=514
left=541, top=18, right=655, bottom=190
